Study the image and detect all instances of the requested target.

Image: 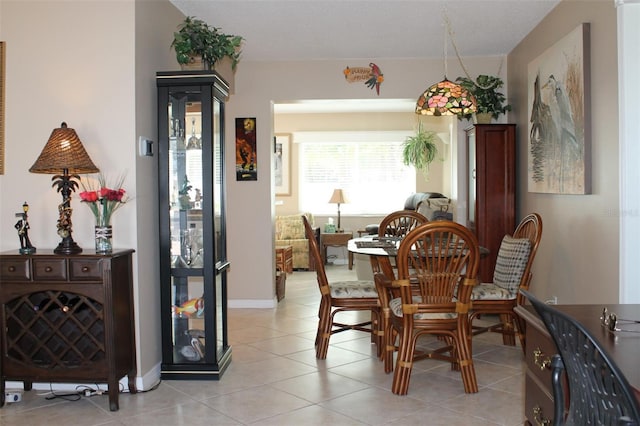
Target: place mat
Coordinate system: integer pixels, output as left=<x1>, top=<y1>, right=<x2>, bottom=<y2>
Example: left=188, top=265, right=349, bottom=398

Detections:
left=355, top=241, right=397, bottom=249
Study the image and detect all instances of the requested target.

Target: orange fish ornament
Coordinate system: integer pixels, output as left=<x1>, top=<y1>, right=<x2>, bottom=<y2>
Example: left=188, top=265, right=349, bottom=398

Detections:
left=173, top=296, right=204, bottom=317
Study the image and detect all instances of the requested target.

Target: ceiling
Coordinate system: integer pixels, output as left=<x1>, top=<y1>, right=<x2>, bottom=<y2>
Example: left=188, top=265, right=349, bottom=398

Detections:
left=169, top=0, right=560, bottom=62
left=169, top=0, right=560, bottom=113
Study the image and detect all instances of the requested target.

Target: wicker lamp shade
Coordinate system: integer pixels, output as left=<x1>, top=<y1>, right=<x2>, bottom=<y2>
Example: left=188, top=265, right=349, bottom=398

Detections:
left=29, top=122, right=99, bottom=174
left=29, top=122, right=99, bottom=255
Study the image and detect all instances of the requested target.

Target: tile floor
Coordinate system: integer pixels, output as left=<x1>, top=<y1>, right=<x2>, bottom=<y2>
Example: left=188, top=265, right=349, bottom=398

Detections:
left=0, top=265, right=526, bottom=425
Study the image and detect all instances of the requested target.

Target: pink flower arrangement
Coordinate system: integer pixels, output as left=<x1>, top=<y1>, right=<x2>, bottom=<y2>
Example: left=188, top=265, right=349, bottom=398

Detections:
left=80, top=174, right=128, bottom=226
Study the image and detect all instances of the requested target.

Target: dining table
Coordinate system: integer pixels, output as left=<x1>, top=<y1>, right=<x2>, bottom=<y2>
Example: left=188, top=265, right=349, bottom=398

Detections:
left=348, top=235, right=490, bottom=281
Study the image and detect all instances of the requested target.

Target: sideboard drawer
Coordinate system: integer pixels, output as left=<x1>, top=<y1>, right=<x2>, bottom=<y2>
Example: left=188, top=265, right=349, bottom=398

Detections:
left=32, top=259, right=67, bottom=281
left=525, top=320, right=555, bottom=387
left=0, top=259, right=30, bottom=281
left=525, top=374, right=554, bottom=426
left=69, top=259, right=102, bottom=281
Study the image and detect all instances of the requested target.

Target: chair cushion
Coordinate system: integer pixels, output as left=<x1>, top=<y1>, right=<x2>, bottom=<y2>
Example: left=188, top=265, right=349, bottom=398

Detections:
left=491, top=235, right=532, bottom=295
left=329, top=280, right=378, bottom=298
left=389, top=297, right=457, bottom=320
left=471, top=282, right=515, bottom=300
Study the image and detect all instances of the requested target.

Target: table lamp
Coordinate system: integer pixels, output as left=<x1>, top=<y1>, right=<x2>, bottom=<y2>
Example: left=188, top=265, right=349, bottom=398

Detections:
left=328, top=188, right=347, bottom=232
left=29, top=122, right=99, bottom=254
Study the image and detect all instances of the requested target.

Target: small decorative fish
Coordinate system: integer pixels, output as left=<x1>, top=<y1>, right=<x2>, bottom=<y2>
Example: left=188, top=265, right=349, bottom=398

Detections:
left=173, top=296, right=204, bottom=317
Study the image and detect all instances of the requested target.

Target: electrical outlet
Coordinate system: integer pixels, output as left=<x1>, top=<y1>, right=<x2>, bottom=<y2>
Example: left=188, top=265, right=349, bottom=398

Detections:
left=5, top=390, right=22, bottom=403
left=545, top=296, right=558, bottom=305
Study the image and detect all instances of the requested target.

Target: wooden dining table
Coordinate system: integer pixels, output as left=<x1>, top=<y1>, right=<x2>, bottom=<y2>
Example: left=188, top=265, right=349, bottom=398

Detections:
left=348, top=235, right=489, bottom=280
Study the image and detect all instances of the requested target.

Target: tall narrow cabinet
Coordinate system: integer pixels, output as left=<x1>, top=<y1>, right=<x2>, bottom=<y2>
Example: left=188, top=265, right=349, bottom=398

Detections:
left=466, top=124, right=516, bottom=282
left=157, top=71, right=231, bottom=379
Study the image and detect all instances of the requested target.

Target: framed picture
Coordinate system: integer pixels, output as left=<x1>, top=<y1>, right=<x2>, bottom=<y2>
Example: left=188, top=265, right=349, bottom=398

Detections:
left=274, top=133, right=291, bottom=195
left=527, top=23, right=591, bottom=194
left=235, top=117, right=257, bottom=181
left=0, top=41, right=5, bottom=175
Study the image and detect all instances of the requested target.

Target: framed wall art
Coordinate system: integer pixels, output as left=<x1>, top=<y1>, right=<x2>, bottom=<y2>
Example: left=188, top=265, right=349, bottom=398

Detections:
left=527, top=23, right=591, bottom=194
left=235, top=117, right=257, bottom=181
left=274, top=133, right=291, bottom=196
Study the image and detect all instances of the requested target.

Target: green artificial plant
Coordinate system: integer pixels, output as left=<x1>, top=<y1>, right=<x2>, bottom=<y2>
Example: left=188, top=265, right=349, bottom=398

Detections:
left=402, top=122, right=440, bottom=176
left=455, top=74, right=512, bottom=120
left=171, top=16, right=244, bottom=70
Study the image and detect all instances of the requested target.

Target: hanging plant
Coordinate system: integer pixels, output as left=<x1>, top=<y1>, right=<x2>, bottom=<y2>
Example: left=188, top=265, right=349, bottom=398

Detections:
left=402, top=122, right=440, bottom=176
left=455, top=74, right=512, bottom=120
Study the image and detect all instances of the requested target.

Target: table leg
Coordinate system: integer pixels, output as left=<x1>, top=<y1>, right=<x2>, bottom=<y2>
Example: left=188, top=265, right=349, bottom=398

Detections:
left=348, top=252, right=353, bottom=269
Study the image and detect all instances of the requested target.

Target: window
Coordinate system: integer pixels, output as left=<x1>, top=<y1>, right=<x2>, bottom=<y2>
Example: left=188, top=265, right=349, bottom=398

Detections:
left=297, top=131, right=415, bottom=215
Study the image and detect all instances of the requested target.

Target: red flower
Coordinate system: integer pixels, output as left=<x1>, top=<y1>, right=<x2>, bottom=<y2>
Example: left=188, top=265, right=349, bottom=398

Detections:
left=80, top=174, right=129, bottom=226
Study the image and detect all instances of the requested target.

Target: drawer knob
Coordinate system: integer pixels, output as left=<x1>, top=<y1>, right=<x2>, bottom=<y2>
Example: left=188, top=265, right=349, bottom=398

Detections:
left=533, top=348, right=551, bottom=370
left=82, top=266, right=89, bottom=272
left=8, top=266, right=15, bottom=272
left=533, top=405, right=551, bottom=426
left=45, top=266, right=53, bottom=272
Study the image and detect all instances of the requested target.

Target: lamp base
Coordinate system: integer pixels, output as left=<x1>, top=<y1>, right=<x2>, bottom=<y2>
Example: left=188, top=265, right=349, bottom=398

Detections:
left=54, top=237, right=82, bottom=255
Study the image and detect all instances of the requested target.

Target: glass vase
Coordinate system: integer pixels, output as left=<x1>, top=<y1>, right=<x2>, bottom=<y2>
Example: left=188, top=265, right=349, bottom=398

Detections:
left=95, top=225, right=113, bottom=254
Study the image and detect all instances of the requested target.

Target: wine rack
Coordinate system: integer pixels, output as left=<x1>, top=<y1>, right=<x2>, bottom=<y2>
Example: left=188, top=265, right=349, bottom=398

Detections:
left=0, top=250, right=136, bottom=411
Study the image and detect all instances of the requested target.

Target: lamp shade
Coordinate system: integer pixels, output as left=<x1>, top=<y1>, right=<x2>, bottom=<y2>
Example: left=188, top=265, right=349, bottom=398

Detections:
left=415, top=78, right=477, bottom=116
left=29, top=122, right=99, bottom=174
left=329, top=189, right=347, bottom=204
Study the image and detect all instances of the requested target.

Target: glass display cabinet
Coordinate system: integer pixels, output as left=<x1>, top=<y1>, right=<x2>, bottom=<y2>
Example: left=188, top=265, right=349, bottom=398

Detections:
left=156, top=71, right=231, bottom=379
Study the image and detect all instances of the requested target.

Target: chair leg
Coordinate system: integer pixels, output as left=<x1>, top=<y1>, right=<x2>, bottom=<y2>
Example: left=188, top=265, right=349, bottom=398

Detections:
left=500, top=313, right=516, bottom=346
left=391, top=327, right=415, bottom=395
left=455, top=323, right=478, bottom=393
left=315, top=301, right=332, bottom=359
left=515, top=314, right=527, bottom=353
left=384, top=321, right=396, bottom=373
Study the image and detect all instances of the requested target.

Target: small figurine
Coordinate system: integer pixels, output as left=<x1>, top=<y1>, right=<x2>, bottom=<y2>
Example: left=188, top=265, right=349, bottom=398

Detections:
left=15, top=202, right=36, bottom=254
left=172, top=296, right=204, bottom=317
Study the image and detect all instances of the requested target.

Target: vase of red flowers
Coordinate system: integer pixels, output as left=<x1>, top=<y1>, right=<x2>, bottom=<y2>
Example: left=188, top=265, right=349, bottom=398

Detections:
left=80, top=174, right=128, bottom=254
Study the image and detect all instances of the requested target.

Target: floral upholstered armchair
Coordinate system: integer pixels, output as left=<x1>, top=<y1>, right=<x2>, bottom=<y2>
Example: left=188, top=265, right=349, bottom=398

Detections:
left=275, top=212, right=319, bottom=270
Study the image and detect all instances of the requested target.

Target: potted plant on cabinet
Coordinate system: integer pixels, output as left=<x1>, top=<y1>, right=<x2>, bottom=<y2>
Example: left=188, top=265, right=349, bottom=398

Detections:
left=455, top=74, right=511, bottom=123
left=402, top=121, right=440, bottom=177
left=171, top=16, right=244, bottom=71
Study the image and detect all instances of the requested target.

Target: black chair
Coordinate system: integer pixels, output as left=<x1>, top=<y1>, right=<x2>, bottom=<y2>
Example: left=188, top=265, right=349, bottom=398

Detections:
left=521, top=290, right=640, bottom=426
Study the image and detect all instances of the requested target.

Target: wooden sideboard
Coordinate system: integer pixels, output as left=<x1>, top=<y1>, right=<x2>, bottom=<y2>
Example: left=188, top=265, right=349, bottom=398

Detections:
left=516, top=304, right=640, bottom=425
left=0, top=250, right=137, bottom=411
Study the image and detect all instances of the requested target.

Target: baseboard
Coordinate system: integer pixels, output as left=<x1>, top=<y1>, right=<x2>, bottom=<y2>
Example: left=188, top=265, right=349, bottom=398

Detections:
left=228, top=298, right=277, bottom=308
left=5, top=362, right=161, bottom=392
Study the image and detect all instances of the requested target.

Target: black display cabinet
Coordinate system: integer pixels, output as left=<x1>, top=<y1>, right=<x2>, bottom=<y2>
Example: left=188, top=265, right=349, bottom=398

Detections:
left=156, top=71, right=231, bottom=379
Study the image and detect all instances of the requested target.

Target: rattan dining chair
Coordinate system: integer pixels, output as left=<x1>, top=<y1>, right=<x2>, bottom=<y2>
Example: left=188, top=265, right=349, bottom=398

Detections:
left=375, top=221, right=480, bottom=394
left=302, top=215, right=380, bottom=359
left=521, top=290, right=640, bottom=426
left=371, top=210, right=429, bottom=358
left=373, top=209, right=429, bottom=281
left=378, top=210, right=428, bottom=239
left=469, top=213, right=542, bottom=350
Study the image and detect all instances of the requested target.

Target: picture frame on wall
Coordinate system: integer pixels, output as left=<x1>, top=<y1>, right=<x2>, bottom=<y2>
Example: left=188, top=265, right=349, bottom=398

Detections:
left=235, top=117, right=257, bottom=181
left=527, top=23, right=591, bottom=194
left=275, top=133, right=291, bottom=196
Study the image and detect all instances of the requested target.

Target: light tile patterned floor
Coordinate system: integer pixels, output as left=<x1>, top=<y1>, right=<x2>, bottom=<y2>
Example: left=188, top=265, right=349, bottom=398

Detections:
left=0, top=265, right=525, bottom=425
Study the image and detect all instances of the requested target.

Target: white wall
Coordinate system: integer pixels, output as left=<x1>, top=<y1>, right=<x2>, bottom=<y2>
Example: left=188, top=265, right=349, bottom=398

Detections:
left=0, top=0, right=183, bottom=388
left=509, top=0, right=619, bottom=304
left=225, top=56, right=506, bottom=306
left=618, top=0, right=640, bottom=303
left=133, top=0, right=184, bottom=387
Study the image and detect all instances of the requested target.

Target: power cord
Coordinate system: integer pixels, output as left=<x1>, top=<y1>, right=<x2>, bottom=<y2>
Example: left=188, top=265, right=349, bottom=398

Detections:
left=40, top=380, right=162, bottom=402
